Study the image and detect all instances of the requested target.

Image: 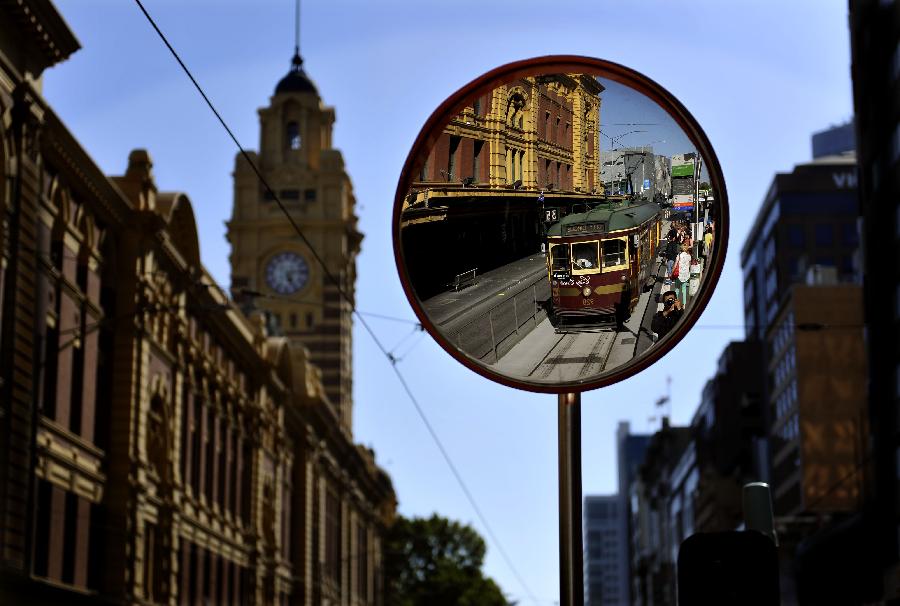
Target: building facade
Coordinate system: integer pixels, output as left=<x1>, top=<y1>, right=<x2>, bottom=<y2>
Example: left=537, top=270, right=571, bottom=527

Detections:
left=740, top=154, right=860, bottom=342
left=628, top=419, right=691, bottom=606
left=0, top=2, right=395, bottom=604
left=614, top=421, right=650, bottom=605
left=600, top=147, right=670, bottom=202
left=583, top=495, right=625, bottom=606
left=417, top=74, right=603, bottom=193
left=766, top=281, right=868, bottom=518
left=691, top=340, right=766, bottom=534
left=399, top=74, right=605, bottom=299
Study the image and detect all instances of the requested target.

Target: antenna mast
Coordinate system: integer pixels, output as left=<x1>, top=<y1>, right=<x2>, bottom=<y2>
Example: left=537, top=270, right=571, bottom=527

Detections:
left=294, top=0, right=300, bottom=57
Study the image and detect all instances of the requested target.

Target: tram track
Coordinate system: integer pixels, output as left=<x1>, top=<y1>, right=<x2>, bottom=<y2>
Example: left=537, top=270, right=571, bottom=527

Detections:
left=526, top=328, right=618, bottom=381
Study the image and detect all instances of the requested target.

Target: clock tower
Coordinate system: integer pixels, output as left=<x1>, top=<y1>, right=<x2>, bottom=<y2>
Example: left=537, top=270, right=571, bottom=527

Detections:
left=226, top=50, right=361, bottom=431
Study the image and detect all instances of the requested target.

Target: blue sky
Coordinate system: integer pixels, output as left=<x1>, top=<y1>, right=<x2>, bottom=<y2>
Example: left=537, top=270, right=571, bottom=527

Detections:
left=46, top=1, right=854, bottom=603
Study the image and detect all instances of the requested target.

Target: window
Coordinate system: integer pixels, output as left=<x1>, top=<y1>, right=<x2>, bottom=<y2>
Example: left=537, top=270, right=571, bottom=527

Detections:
left=304, top=189, right=317, bottom=201
left=764, top=236, right=776, bottom=267
left=448, top=136, right=460, bottom=181
left=286, top=122, right=301, bottom=150
left=602, top=239, right=627, bottom=268
left=572, top=242, right=599, bottom=270
left=842, top=222, right=859, bottom=246
left=788, top=224, right=805, bottom=247
left=473, top=98, right=481, bottom=117
left=765, top=271, right=778, bottom=303
left=325, top=490, right=341, bottom=581
left=357, top=523, right=368, bottom=599
left=205, top=408, right=215, bottom=500
left=815, top=224, right=834, bottom=246
left=550, top=244, right=570, bottom=272
left=191, top=398, right=202, bottom=495
left=473, top=141, right=483, bottom=181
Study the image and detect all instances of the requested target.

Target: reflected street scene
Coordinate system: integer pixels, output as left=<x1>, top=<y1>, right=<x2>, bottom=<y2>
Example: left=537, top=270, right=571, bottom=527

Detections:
left=397, top=65, right=724, bottom=387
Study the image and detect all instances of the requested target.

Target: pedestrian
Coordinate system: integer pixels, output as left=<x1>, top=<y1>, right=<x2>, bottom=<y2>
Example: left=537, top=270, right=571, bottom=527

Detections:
left=703, top=223, right=714, bottom=260
left=664, top=235, right=679, bottom=277
left=651, top=290, right=683, bottom=339
left=673, top=243, right=692, bottom=306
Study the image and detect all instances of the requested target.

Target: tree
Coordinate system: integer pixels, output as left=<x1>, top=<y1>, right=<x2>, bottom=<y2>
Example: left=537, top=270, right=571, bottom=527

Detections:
left=384, top=514, right=512, bottom=606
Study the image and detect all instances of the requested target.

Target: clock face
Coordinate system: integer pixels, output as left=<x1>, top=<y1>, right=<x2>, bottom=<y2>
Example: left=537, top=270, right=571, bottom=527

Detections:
left=265, top=252, right=309, bottom=295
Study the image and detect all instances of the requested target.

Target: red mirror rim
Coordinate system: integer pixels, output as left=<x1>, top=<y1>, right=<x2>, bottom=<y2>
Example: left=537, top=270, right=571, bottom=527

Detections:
left=392, top=55, right=729, bottom=394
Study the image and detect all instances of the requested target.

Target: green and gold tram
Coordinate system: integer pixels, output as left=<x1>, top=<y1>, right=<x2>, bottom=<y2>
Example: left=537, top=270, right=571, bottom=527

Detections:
left=546, top=201, right=662, bottom=327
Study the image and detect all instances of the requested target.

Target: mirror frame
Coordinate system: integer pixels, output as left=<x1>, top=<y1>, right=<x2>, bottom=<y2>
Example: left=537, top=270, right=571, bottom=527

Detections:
left=392, top=55, right=728, bottom=394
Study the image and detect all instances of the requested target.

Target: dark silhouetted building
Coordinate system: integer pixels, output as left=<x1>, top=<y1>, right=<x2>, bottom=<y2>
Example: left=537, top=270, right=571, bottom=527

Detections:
left=849, top=0, right=900, bottom=600
left=629, top=418, right=691, bottom=606
left=812, top=121, right=855, bottom=159
left=692, top=340, right=767, bottom=534
left=584, top=495, right=625, bottom=606
left=616, top=421, right=650, bottom=605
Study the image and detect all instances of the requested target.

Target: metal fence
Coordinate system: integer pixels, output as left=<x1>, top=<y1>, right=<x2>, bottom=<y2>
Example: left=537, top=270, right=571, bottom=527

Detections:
left=449, top=272, right=551, bottom=365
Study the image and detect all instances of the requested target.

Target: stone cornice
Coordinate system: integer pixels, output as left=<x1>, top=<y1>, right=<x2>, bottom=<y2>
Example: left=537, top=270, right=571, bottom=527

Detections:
left=1, top=0, right=80, bottom=73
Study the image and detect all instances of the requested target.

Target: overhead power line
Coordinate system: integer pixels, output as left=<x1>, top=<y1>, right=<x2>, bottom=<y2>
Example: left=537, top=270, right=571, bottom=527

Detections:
left=132, top=2, right=539, bottom=604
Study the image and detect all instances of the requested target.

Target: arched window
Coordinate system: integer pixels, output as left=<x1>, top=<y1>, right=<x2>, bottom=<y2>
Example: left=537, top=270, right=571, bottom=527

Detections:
left=147, top=395, right=168, bottom=480
left=506, top=92, right=526, bottom=128
left=286, top=122, right=301, bottom=150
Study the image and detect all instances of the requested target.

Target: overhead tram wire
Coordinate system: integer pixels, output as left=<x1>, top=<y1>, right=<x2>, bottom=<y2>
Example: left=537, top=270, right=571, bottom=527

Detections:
left=131, top=3, right=539, bottom=604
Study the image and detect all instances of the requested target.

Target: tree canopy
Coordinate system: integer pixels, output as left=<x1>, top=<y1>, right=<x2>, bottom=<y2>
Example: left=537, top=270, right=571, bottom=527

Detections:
left=384, top=513, right=512, bottom=606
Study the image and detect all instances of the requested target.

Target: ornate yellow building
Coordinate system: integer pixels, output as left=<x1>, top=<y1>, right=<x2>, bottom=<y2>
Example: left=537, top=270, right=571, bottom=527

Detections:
left=226, top=50, right=394, bottom=605
left=415, top=73, right=603, bottom=193
left=227, top=53, right=359, bottom=431
left=0, top=2, right=394, bottom=605
left=399, top=74, right=605, bottom=298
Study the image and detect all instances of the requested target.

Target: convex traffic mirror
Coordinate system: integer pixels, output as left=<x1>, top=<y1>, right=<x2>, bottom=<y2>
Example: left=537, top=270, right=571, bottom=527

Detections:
left=393, top=56, right=728, bottom=393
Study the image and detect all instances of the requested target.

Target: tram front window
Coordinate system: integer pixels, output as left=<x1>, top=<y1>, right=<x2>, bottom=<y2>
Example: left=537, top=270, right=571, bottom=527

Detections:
left=572, top=242, right=599, bottom=270
left=602, top=239, right=627, bottom=267
left=550, top=245, right=570, bottom=273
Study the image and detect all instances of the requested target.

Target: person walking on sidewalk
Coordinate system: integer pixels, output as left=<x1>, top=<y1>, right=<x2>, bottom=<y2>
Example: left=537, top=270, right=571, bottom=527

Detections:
left=673, top=243, right=693, bottom=306
left=704, top=223, right=714, bottom=260
left=664, top=235, right=679, bottom=278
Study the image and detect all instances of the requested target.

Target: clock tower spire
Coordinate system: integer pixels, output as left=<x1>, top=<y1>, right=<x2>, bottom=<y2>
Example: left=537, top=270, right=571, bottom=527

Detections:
left=226, top=23, right=361, bottom=431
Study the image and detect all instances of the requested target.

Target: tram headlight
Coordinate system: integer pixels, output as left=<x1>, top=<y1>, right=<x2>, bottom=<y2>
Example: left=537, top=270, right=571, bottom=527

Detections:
left=582, top=286, right=592, bottom=297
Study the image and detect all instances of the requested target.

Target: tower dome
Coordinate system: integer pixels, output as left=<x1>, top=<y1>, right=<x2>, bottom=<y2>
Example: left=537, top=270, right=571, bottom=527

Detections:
left=275, top=52, right=317, bottom=96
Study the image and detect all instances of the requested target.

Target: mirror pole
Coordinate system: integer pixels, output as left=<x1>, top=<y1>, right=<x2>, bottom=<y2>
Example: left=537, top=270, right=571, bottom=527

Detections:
left=558, top=392, right=584, bottom=606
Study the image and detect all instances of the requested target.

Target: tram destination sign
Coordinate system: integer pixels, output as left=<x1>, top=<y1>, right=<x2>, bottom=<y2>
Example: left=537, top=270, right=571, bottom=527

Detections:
left=564, top=222, right=606, bottom=236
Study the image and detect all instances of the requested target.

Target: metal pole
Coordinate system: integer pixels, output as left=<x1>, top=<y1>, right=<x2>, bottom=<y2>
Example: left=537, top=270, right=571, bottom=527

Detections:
left=513, top=296, right=520, bottom=335
left=489, top=310, right=498, bottom=364
left=558, top=392, right=583, bottom=606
